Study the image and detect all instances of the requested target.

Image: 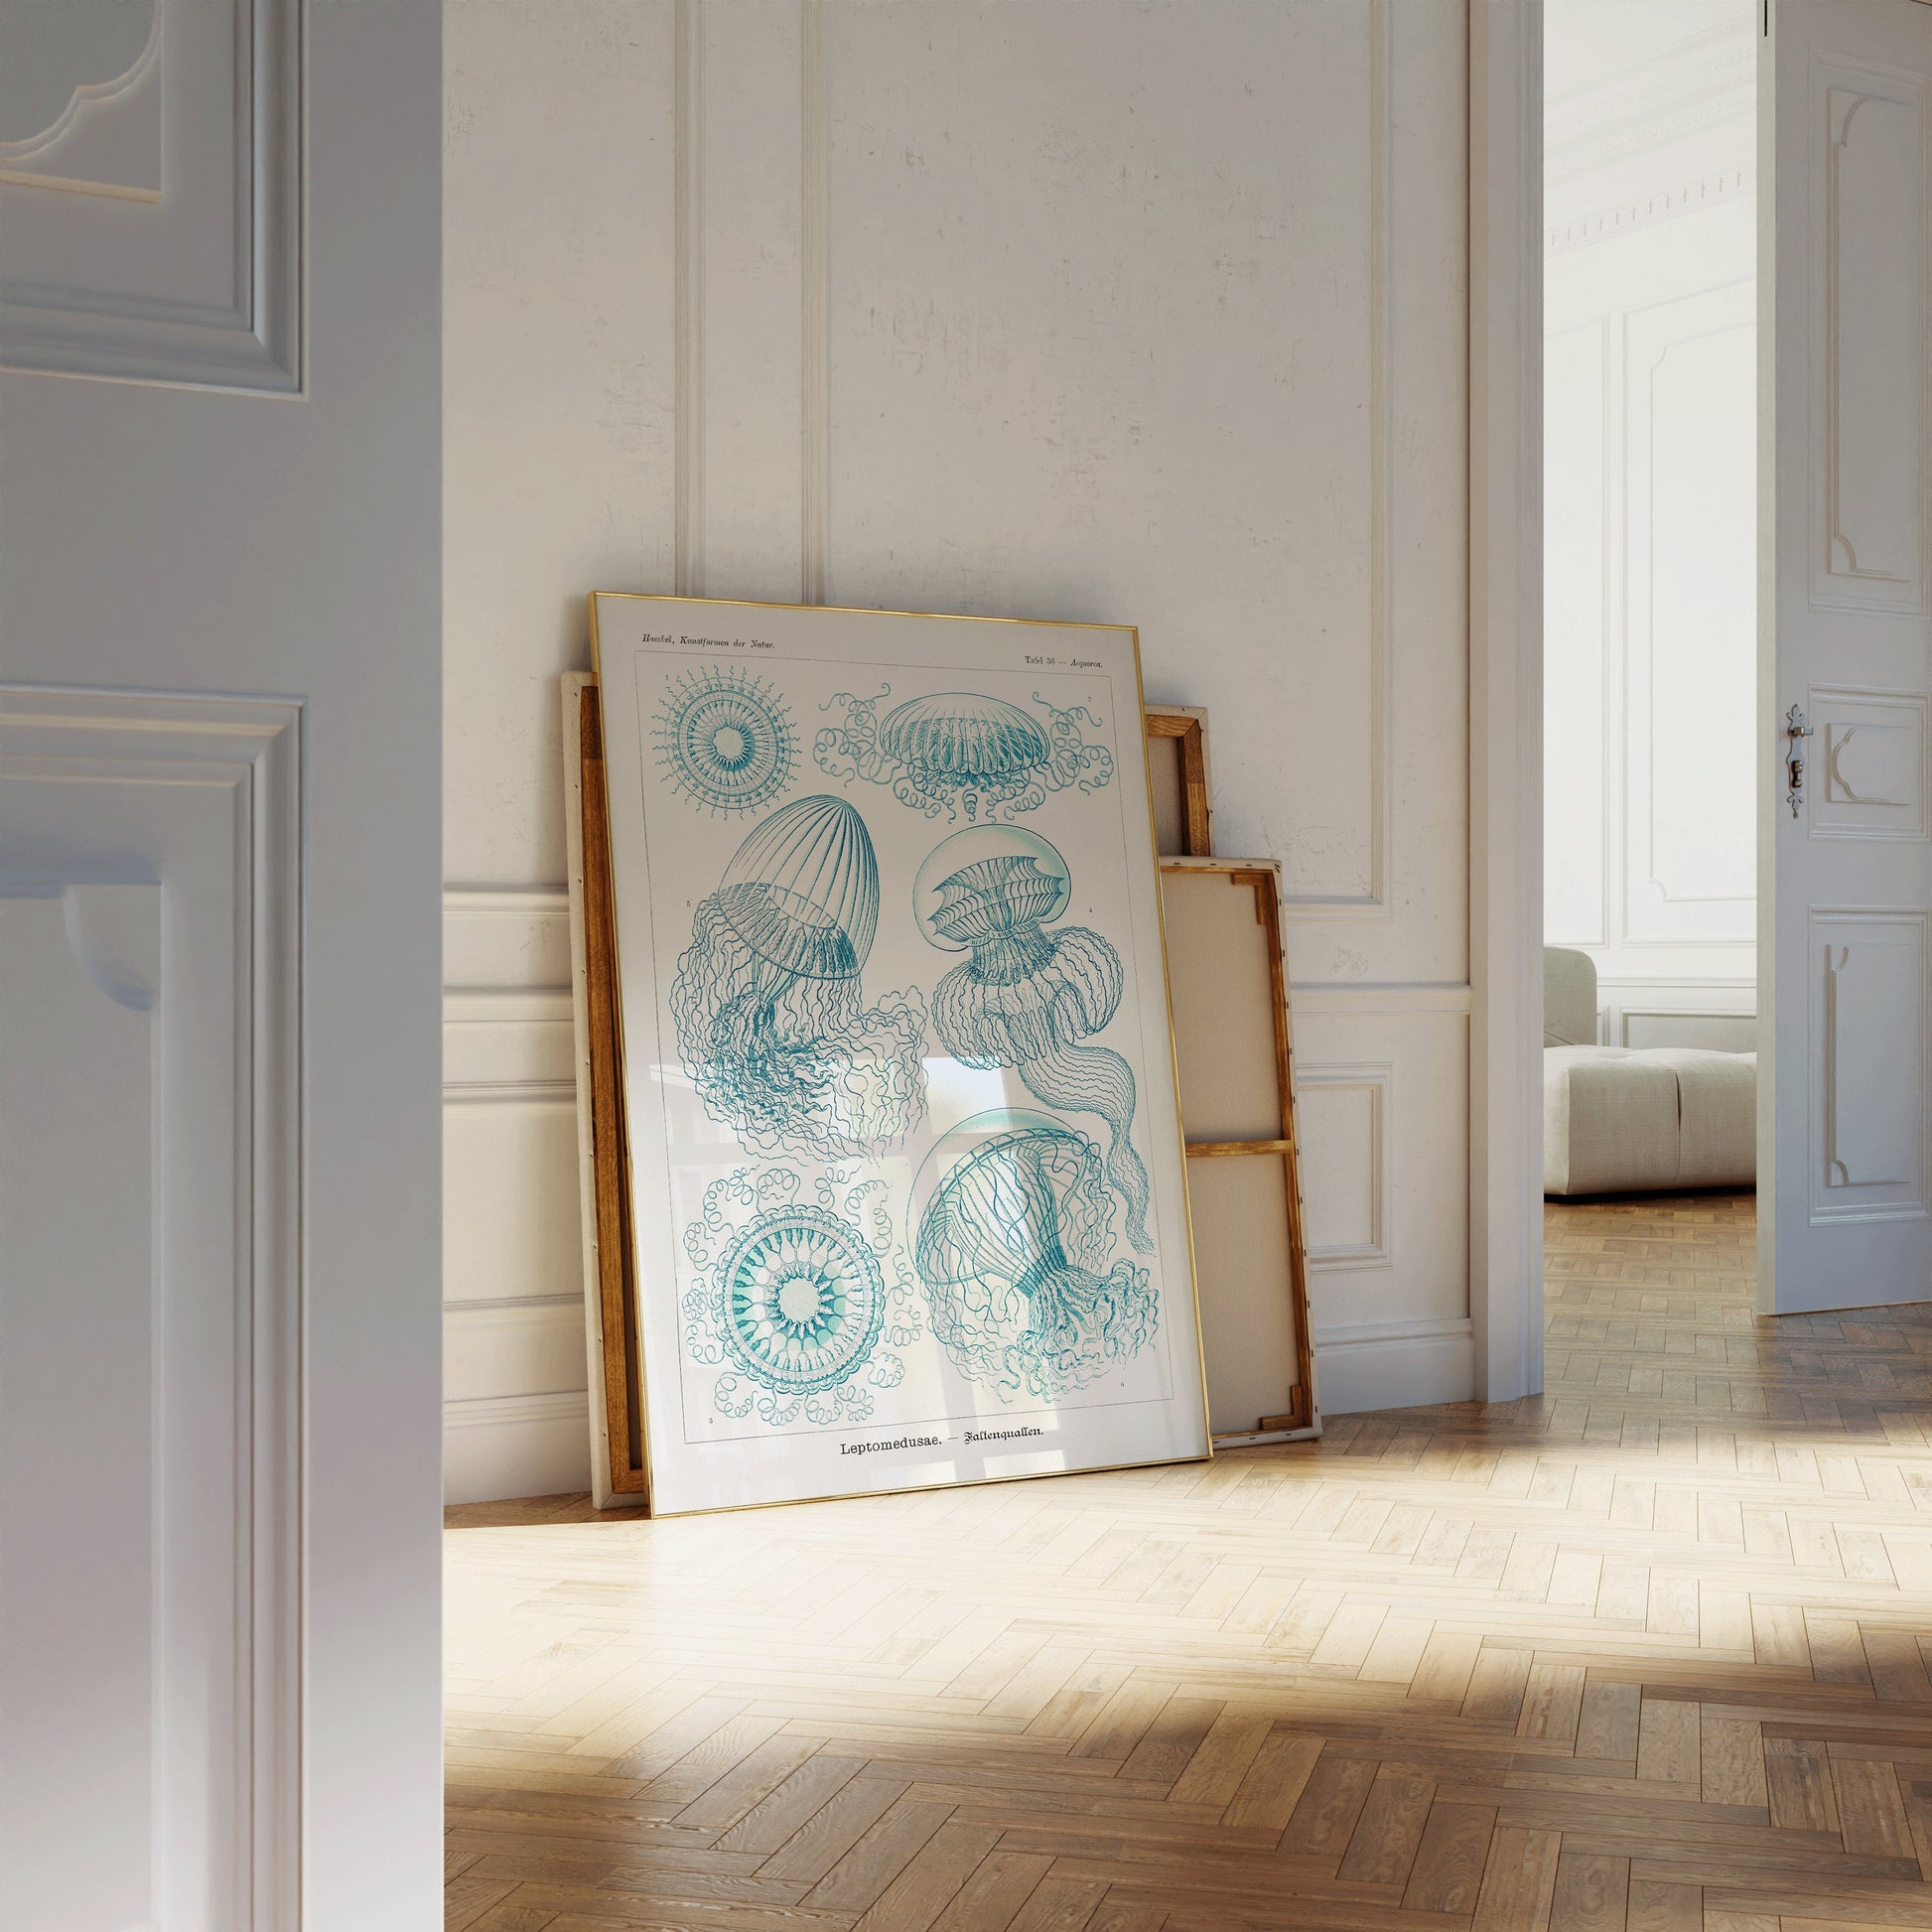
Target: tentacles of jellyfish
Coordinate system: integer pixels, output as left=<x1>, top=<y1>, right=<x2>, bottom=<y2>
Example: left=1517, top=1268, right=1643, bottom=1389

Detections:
left=1011, top=1043, right=1153, bottom=1254
left=1034, top=698, right=1114, bottom=798
left=927, top=917, right=1152, bottom=1254
left=812, top=686, right=896, bottom=792
left=913, top=1121, right=1156, bottom=1399
left=671, top=897, right=926, bottom=1159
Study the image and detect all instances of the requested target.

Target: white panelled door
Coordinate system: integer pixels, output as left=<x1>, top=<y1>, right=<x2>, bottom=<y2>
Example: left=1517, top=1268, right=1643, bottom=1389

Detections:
left=1763, top=0, right=1932, bottom=1312
left=0, top=3, right=443, bottom=1926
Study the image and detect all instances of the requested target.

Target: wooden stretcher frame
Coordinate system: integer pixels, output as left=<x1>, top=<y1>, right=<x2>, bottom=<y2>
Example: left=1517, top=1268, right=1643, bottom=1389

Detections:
left=1161, top=856, right=1319, bottom=1442
left=1144, top=704, right=1214, bottom=857
left=562, top=671, right=649, bottom=1504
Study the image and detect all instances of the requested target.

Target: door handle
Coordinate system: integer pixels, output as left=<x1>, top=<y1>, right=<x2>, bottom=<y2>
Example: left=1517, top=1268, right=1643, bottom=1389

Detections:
left=1785, top=704, right=1814, bottom=816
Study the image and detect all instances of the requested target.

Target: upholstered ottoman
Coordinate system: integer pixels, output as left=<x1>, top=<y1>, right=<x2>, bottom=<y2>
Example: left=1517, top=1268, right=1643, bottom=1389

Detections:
left=1542, top=945, right=1756, bottom=1197
left=1544, top=1045, right=1756, bottom=1196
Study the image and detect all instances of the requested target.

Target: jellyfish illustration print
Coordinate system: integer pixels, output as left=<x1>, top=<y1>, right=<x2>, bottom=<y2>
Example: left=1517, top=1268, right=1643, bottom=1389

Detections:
left=654, top=666, right=798, bottom=816
left=911, top=1109, right=1156, bottom=1400
left=682, top=1167, right=916, bottom=1426
left=914, top=826, right=1153, bottom=1251
left=815, top=686, right=1114, bottom=821
left=672, top=794, right=926, bottom=1157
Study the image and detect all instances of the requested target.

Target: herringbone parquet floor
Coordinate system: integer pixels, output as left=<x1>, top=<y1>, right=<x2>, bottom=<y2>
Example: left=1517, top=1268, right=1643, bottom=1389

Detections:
left=445, top=1194, right=1932, bottom=1932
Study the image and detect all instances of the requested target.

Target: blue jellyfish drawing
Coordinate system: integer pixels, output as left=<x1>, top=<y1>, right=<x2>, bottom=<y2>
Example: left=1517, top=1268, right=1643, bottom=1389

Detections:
left=683, top=1167, right=917, bottom=1427
left=914, top=826, right=1153, bottom=1252
left=719, top=1207, right=883, bottom=1391
left=672, top=794, right=926, bottom=1158
left=910, top=1109, right=1156, bottom=1400
left=815, top=686, right=1114, bottom=821
left=654, top=666, right=798, bottom=815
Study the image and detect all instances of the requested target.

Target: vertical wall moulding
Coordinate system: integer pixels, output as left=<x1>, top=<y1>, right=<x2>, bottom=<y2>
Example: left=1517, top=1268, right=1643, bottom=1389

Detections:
left=1282, top=0, right=1395, bottom=922
left=1540, top=311, right=1609, bottom=948
left=674, top=0, right=707, bottom=597
left=799, top=0, right=830, bottom=607
left=1621, top=285, right=1757, bottom=939
left=1365, top=0, right=1394, bottom=916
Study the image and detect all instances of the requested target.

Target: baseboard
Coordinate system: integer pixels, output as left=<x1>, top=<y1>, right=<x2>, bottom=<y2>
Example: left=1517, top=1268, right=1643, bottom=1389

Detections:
left=1311, top=1315, right=1474, bottom=1414
left=444, top=1392, right=592, bottom=1505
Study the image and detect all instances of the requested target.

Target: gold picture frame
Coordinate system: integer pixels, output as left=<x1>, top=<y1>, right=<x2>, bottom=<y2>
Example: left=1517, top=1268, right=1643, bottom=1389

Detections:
left=571, top=595, right=1213, bottom=1515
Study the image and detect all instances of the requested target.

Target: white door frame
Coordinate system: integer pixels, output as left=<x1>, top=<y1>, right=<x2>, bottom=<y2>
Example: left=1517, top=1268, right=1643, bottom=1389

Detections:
left=1469, top=0, right=1546, bottom=1402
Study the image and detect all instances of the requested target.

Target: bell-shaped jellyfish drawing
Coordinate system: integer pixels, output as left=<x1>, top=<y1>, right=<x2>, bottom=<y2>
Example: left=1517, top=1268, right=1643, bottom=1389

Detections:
left=653, top=666, right=799, bottom=816
left=682, top=1166, right=917, bottom=1427
left=815, top=686, right=1114, bottom=822
left=910, top=1109, right=1156, bottom=1399
left=914, top=826, right=1153, bottom=1251
left=672, top=794, right=926, bottom=1158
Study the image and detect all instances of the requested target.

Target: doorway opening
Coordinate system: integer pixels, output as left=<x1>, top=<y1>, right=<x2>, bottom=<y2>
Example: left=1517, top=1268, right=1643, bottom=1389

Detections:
left=1540, top=0, right=1760, bottom=1280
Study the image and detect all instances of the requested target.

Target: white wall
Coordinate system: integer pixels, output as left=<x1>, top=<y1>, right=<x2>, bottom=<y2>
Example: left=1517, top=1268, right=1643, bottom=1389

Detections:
left=1543, top=0, right=1758, bottom=1047
left=444, top=0, right=1473, bottom=1501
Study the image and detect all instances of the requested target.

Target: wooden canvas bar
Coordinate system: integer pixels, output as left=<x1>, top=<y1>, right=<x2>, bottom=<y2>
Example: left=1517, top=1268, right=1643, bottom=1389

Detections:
left=1159, top=858, right=1318, bottom=1439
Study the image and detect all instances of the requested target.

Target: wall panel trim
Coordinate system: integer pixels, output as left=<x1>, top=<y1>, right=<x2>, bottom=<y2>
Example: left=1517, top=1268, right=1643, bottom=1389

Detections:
left=445, top=1391, right=591, bottom=1430
left=0, top=0, right=305, bottom=392
left=799, top=0, right=829, bottom=606
left=1292, top=981, right=1472, bottom=1015
left=1299, top=1059, right=1395, bottom=1270
left=0, top=682, right=303, bottom=1925
left=674, top=0, right=707, bottom=595
left=1282, top=0, right=1396, bottom=922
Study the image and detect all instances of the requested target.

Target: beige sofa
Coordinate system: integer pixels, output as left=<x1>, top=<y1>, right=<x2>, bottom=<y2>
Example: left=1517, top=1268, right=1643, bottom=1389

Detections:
left=1544, top=947, right=1755, bottom=1196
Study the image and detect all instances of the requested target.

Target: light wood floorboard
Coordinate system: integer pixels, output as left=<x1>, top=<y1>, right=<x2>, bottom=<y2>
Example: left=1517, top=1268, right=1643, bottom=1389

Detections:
left=446, top=1194, right=1932, bottom=1931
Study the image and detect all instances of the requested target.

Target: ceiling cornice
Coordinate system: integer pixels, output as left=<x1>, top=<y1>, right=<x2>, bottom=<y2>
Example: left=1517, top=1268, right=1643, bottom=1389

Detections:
left=1547, top=17, right=1755, bottom=184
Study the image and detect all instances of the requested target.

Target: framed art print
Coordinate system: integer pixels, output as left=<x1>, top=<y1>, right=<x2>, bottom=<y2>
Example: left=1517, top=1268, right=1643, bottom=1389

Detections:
left=588, top=593, right=1210, bottom=1514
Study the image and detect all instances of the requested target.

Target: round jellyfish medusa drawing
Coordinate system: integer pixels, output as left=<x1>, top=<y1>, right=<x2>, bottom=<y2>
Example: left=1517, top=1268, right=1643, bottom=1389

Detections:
left=910, top=1108, right=1156, bottom=1400
left=654, top=666, right=799, bottom=816
left=914, top=826, right=1153, bottom=1252
left=814, top=686, right=1114, bottom=822
left=671, top=793, right=927, bottom=1158
left=682, top=1166, right=917, bottom=1426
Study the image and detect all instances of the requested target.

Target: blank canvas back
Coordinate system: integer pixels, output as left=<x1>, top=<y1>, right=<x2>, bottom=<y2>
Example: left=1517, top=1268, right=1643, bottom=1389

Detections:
left=1161, top=863, right=1315, bottom=1436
